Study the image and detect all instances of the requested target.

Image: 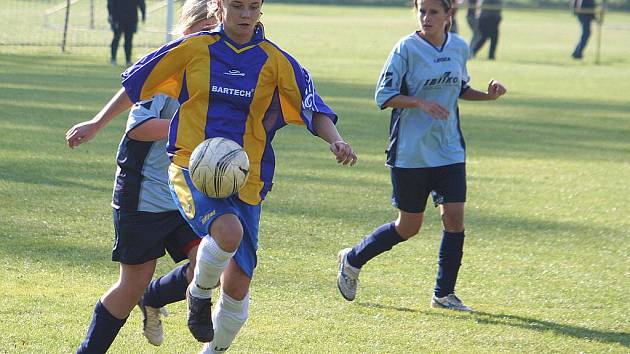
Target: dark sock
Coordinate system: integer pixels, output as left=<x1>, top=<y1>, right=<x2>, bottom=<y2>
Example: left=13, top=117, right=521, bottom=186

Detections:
left=434, top=230, right=465, bottom=298
left=346, top=222, right=405, bottom=269
left=76, top=300, right=127, bottom=354
left=143, top=263, right=190, bottom=308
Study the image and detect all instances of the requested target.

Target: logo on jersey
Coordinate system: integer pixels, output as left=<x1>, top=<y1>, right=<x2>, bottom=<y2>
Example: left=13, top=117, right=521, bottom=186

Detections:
left=423, top=71, right=459, bottom=88
left=434, top=56, right=451, bottom=63
left=381, top=72, right=394, bottom=88
left=212, top=85, right=254, bottom=98
left=223, top=69, right=246, bottom=77
left=301, top=68, right=320, bottom=111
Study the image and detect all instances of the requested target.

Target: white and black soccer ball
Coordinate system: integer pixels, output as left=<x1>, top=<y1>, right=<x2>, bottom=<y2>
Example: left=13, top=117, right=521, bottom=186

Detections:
left=189, top=137, right=250, bottom=199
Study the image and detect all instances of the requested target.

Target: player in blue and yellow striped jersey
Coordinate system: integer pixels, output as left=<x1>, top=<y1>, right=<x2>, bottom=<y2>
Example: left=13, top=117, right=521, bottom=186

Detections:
left=337, top=0, right=506, bottom=312
left=97, top=0, right=357, bottom=349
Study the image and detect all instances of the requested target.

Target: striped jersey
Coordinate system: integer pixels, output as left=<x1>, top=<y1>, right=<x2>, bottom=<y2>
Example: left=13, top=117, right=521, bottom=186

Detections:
left=121, top=25, right=337, bottom=205
left=376, top=32, right=470, bottom=168
left=113, top=94, right=179, bottom=212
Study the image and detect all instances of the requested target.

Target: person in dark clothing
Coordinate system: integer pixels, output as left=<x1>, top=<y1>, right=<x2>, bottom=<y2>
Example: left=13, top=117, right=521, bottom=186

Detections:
left=471, top=0, right=502, bottom=60
left=466, top=0, right=479, bottom=46
left=108, top=0, right=146, bottom=66
left=572, top=0, right=597, bottom=59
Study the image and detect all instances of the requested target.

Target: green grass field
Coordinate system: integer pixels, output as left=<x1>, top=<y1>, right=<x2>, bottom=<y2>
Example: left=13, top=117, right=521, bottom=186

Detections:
left=1, top=3, right=629, bottom=353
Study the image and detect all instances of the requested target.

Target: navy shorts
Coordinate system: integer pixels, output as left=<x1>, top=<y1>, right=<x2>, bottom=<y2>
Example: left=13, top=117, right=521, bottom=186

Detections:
left=390, top=163, right=467, bottom=213
left=112, top=209, right=201, bottom=265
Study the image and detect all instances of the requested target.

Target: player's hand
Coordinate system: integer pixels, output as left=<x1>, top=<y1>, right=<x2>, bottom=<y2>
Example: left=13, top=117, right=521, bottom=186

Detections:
left=487, top=79, right=507, bottom=100
left=417, top=99, right=449, bottom=120
left=330, top=141, right=357, bottom=166
left=65, top=121, right=100, bottom=148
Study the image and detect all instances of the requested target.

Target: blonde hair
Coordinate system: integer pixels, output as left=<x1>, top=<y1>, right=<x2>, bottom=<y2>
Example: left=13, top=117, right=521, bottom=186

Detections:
left=173, top=0, right=217, bottom=36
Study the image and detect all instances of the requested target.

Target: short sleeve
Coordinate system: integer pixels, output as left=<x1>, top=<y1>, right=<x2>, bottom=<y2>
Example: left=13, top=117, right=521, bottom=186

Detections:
left=276, top=51, right=337, bottom=135
left=375, top=41, right=408, bottom=109
left=121, top=35, right=200, bottom=103
left=125, top=95, right=167, bottom=134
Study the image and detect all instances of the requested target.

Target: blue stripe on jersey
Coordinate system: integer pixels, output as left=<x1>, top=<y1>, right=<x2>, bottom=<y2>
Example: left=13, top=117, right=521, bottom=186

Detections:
left=204, top=41, right=267, bottom=145
left=455, top=107, right=466, bottom=150
left=113, top=138, right=154, bottom=210
left=385, top=74, right=408, bottom=167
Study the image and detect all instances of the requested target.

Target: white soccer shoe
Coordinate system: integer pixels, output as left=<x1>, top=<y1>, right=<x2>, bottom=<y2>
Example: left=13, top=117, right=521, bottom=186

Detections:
left=431, top=293, right=473, bottom=312
left=138, top=299, right=169, bottom=346
left=337, top=248, right=360, bottom=301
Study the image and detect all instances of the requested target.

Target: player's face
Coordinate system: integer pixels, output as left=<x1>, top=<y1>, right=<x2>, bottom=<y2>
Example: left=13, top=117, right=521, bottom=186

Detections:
left=417, top=0, right=451, bottom=37
left=222, top=0, right=262, bottom=44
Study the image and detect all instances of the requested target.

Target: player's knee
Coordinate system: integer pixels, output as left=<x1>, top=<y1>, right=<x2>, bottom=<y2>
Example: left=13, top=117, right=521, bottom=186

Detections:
left=222, top=282, right=249, bottom=302
left=396, top=222, right=422, bottom=239
left=442, top=215, right=464, bottom=233
left=209, top=214, right=243, bottom=252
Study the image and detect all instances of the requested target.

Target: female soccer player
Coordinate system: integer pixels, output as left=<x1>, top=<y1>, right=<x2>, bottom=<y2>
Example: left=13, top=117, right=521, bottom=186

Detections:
left=76, top=0, right=357, bottom=351
left=67, top=1, right=219, bottom=352
left=337, top=0, right=506, bottom=312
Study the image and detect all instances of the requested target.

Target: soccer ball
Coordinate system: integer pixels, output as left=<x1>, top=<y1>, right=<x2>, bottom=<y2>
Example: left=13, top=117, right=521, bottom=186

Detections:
left=189, top=137, right=250, bottom=198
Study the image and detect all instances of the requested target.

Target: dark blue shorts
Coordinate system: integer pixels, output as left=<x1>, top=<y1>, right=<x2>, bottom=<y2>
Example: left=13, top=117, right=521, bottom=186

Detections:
left=390, top=163, right=466, bottom=213
left=112, top=209, right=201, bottom=265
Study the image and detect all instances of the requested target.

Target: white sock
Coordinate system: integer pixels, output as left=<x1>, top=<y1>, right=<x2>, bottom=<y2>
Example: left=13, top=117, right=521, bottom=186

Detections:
left=201, top=292, right=249, bottom=353
left=190, top=236, right=235, bottom=299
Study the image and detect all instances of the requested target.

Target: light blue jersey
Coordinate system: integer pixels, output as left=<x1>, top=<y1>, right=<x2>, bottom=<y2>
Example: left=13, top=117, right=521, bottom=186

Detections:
left=376, top=32, right=470, bottom=168
left=112, top=94, right=179, bottom=212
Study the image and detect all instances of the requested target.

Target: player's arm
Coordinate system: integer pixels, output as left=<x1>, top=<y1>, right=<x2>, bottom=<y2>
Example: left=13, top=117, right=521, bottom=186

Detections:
left=376, top=44, right=448, bottom=120
left=127, top=119, right=170, bottom=141
left=382, top=95, right=449, bottom=120
left=66, top=88, right=133, bottom=148
left=312, top=113, right=357, bottom=166
left=460, top=79, right=507, bottom=101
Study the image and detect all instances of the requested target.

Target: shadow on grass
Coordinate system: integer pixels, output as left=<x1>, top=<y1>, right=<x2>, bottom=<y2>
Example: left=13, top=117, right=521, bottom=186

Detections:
left=357, top=301, right=420, bottom=313
left=426, top=310, right=630, bottom=348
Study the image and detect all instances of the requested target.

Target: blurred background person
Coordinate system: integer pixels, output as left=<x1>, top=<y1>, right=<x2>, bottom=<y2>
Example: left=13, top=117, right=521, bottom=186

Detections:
left=466, top=0, right=479, bottom=46
left=572, top=0, right=597, bottom=59
left=470, top=0, right=503, bottom=60
left=108, top=0, right=146, bottom=66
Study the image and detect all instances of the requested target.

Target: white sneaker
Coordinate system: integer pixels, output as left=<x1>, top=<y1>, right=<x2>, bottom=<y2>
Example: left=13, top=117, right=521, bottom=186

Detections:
left=337, top=248, right=360, bottom=301
left=138, top=298, right=168, bottom=346
left=431, top=293, right=473, bottom=312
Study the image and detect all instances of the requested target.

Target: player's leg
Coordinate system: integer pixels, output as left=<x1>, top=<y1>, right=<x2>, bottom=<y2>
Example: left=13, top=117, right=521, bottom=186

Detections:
left=201, top=200, right=259, bottom=353
left=200, top=260, right=251, bottom=354
left=110, top=26, right=121, bottom=65
left=168, top=164, right=245, bottom=342
left=188, top=214, right=242, bottom=342
left=77, top=260, right=156, bottom=353
left=337, top=167, right=428, bottom=301
left=123, top=28, right=134, bottom=66
left=471, top=17, right=490, bottom=57
left=430, top=163, right=471, bottom=311
left=488, top=17, right=501, bottom=60
left=140, top=214, right=201, bottom=345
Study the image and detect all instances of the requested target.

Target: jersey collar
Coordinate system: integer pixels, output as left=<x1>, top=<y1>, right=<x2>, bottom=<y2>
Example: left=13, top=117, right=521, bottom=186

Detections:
left=415, top=31, right=451, bottom=53
left=211, top=24, right=266, bottom=52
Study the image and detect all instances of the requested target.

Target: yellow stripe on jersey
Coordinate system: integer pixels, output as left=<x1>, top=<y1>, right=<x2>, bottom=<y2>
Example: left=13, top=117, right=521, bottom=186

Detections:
left=238, top=44, right=279, bottom=205
left=153, top=35, right=220, bottom=168
left=268, top=43, right=306, bottom=126
left=168, top=163, right=196, bottom=219
left=225, top=41, right=260, bottom=54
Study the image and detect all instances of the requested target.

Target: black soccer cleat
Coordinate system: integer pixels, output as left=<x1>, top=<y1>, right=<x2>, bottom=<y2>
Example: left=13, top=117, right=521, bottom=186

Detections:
left=186, top=285, right=214, bottom=342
